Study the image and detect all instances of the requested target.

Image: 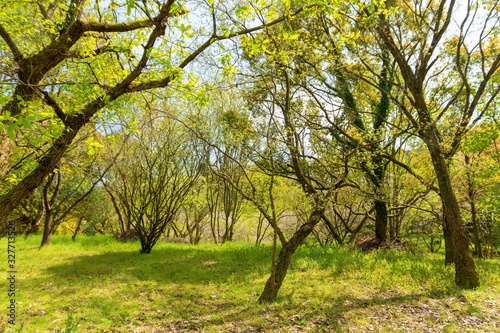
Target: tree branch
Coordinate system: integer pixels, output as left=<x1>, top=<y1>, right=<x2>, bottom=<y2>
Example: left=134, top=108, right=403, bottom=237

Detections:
left=127, top=7, right=305, bottom=93
left=0, top=24, right=24, bottom=62
left=380, top=152, right=438, bottom=192
left=417, top=0, right=456, bottom=82
left=82, top=19, right=154, bottom=33
left=39, top=90, right=69, bottom=126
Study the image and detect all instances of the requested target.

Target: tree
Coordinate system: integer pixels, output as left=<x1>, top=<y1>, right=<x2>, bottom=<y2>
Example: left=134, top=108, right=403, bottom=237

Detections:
left=296, top=12, right=396, bottom=244
left=317, top=190, right=374, bottom=246
left=369, top=0, right=500, bottom=288
left=186, top=72, right=345, bottom=302
left=34, top=129, right=114, bottom=246
left=202, top=90, right=252, bottom=243
left=71, top=185, right=114, bottom=240
left=238, top=3, right=423, bottom=248
left=251, top=69, right=348, bottom=302
left=104, top=112, right=204, bottom=253
left=0, top=0, right=302, bottom=227
left=239, top=25, right=353, bottom=300
left=40, top=169, right=62, bottom=246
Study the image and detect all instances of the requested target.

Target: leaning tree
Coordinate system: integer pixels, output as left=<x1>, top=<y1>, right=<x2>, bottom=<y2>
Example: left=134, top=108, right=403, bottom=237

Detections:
left=0, top=0, right=303, bottom=227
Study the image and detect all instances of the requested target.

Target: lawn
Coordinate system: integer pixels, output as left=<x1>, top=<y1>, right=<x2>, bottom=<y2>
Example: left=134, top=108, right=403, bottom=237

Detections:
left=1, top=235, right=499, bottom=332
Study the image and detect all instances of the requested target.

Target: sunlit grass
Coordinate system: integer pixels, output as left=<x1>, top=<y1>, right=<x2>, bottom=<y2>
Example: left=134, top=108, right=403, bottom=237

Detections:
left=0, top=236, right=499, bottom=332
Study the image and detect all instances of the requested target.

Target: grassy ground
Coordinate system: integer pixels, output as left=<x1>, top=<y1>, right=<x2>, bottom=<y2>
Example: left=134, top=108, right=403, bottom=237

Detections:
left=0, top=235, right=499, bottom=332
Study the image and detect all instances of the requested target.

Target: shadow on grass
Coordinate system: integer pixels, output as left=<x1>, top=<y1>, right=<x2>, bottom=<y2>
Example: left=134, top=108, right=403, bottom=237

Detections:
left=39, top=243, right=273, bottom=290
left=20, top=240, right=498, bottom=332
left=38, top=241, right=496, bottom=299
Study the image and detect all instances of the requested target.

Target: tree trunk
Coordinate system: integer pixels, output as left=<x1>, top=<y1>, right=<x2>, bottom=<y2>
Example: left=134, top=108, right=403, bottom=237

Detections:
left=321, top=212, right=344, bottom=245
left=40, top=170, right=62, bottom=247
left=256, top=213, right=265, bottom=245
left=374, top=199, right=388, bottom=243
left=389, top=180, right=399, bottom=241
left=229, top=213, right=236, bottom=241
left=423, top=133, right=479, bottom=289
left=105, top=186, right=127, bottom=233
left=41, top=214, right=52, bottom=246
left=221, top=215, right=230, bottom=244
left=210, top=218, right=218, bottom=244
left=140, top=242, right=152, bottom=254
left=363, top=152, right=389, bottom=244
left=72, top=216, right=85, bottom=241
left=442, top=211, right=454, bottom=265
left=258, top=207, right=323, bottom=303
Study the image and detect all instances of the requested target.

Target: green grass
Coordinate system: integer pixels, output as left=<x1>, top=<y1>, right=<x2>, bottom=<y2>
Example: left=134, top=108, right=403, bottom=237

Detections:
left=1, top=235, right=499, bottom=332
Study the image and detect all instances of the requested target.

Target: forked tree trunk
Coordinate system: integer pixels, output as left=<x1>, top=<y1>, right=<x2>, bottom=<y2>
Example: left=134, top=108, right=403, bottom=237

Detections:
left=258, top=208, right=323, bottom=303
left=40, top=170, right=62, bottom=247
left=321, top=212, right=344, bottom=245
left=138, top=228, right=154, bottom=254
left=424, top=133, right=479, bottom=288
left=255, top=213, right=266, bottom=245
left=140, top=243, right=152, bottom=254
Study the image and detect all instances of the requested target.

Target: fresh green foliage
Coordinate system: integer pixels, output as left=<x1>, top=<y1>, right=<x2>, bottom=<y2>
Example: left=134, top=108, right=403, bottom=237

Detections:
left=1, top=236, right=499, bottom=332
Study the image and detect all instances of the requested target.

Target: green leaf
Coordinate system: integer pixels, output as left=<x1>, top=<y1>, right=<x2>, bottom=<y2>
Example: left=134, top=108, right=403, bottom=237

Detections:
left=7, top=122, right=17, bottom=140
left=236, top=5, right=252, bottom=19
left=126, top=0, right=135, bottom=15
left=19, top=116, right=32, bottom=130
left=179, top=23, right=192, bottom=33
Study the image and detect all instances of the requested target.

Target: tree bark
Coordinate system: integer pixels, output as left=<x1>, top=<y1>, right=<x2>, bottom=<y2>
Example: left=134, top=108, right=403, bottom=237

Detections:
left=0, top=131, right=12, bottom=180
left=442, top=209, right=455, bottom=265
left=470, top=198, right=482, bottom=258
left=258, top=207, right=323, bottom=303
left=362, top=153, right=389, bottom=244
left=140, top=242, right=152, bottom=254
left=374, top=199, right=388, bottom=243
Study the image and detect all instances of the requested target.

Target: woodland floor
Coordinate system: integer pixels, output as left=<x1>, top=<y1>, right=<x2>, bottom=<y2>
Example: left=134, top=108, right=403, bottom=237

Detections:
left=0, top=235, right=499, bottom=332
